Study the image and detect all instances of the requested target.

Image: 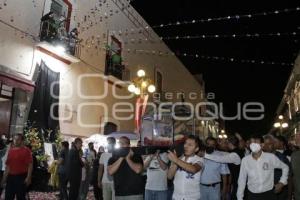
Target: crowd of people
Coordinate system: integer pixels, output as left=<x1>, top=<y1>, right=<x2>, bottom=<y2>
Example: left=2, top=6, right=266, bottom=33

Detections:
left=0, top=132, right=299, bottom=200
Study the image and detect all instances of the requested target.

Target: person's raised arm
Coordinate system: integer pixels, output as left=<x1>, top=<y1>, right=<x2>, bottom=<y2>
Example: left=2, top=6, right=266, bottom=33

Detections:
left=143, top=154, right=154, bottom=170
left=168, top=150, right=202, bottom=174
left=167, top=162, right=177, bottom=180
left=157, top=153, right=168, bottom=170
left=205, top=152, right=241, bottom=165
left=126, top=150, right=143, bottom=174
left=108, top=157, right=124, bottom=175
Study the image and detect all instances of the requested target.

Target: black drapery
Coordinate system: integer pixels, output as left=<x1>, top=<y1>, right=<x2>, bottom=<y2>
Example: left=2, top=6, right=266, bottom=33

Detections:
left=28, top=61, right=60, bottom=141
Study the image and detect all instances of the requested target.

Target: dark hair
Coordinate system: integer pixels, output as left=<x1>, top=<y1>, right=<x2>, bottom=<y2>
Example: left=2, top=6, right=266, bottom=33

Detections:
left=61, top=141, right=69, bottom=149
left=249, top=134, right=264, bottom=143
left=119, top=136, right=130, bottom=145
left=15, top=134, right=25, bottom=141
left=0, top=138, right=5, bottom=150
left=205, top=136, right=217, bottom=144
left=74, top=137, right=82, bottom=144
left=228, top=136, right=239, bottom=147
left=186, top=135, right=201, bottom=148
left=274, top=135, right=288, bottom=148
left=107, top=137, right=116, bottom=144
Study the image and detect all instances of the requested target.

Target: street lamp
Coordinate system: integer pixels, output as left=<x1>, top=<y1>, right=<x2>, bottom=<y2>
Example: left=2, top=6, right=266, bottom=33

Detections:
left=128, top=69, right=156, bottom=97
left=218, top=129, right=227, bottom=139
left=273, top=115, right=288, bottom=135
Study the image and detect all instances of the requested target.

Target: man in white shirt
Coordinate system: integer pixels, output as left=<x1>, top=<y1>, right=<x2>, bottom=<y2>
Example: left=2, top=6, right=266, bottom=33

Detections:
left=144, top=150, right=169, bottom=200
left=237, top=135, right=289, bottom=200
left=98, top=137, right=116, bottom=200
left=168, top=135, right=203, bottom=200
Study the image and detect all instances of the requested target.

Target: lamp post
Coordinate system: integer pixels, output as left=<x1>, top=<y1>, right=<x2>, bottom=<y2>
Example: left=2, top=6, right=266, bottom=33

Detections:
left=128, top=69, right=156, bottom=140
left=273, top=115, right=288, bottom=135
left=127, top=69, right=156, bottom=97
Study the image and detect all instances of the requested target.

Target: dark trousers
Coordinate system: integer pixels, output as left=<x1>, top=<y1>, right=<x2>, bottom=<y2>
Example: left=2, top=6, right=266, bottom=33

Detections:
left=231, top=183, right=238, bottom=200
left=275, top=187, right=288, bottom=200
left=248, top=190, right=275, bottom=200
left=92, top=181, right=103, bottom=200
left=0, top=170, right=4, bottom=197
left=59, top=173, right=69, bottom=200
left=5, top=174, right=27, bottom=200
left=69, top=176, right=81, bottom=200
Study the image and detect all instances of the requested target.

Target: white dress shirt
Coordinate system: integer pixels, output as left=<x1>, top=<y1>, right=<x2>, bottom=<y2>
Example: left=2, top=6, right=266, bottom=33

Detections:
left=205, top=151, right=241, bottom=165
left=237, top=152, right=289, bottom=200
left=173, top=154, right=203, bottom=200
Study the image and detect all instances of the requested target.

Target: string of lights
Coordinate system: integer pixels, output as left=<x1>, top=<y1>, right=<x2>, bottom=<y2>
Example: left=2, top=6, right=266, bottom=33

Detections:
left=0, top=15, right=294, bottom=67
left=104, top=7, right=300, bottom=33
left=112, top=31, right=299, bottom=45
left=76, top=6, right=300, bottom=36
left=152, top=7, right=300, bottom=28
left=176, top=53, right=294, bottom=66
left=97, top=46, right=294, bottom=66
left=159, top=31, right=299, bottom=40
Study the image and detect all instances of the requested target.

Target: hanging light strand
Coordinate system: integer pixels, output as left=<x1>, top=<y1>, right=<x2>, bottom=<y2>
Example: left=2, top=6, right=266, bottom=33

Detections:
left=113, top=31, right=299, bottom=45
left=152, top=7, right=300, bottom=28
left=160, top=31, right=299, bottom=40
left=116, top=47, right=294, bottom=66
left=177, top=53, right=294, bottom=66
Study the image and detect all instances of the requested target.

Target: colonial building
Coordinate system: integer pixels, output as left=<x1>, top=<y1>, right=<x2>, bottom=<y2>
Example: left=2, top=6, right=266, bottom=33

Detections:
left=270, top=54, right=300, bottom=136
left=0, top=0, right=219, bottom=140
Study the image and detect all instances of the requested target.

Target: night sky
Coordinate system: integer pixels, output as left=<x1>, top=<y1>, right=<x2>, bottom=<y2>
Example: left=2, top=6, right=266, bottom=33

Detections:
left=131, top=0, right=300, bottom=138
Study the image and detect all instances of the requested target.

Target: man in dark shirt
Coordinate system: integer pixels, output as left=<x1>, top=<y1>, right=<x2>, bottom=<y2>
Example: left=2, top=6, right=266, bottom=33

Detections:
left=58, top=141, right=69, bottom=200
left=66, top=138, right=83, bottom=200
left=273, top=136, right=291, bottom=200
left=108, top=136, right=143, bottom=200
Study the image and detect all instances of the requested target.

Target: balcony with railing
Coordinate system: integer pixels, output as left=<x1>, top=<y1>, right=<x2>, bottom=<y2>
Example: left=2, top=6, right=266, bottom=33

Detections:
left=37, top=12, right=81, bottom=64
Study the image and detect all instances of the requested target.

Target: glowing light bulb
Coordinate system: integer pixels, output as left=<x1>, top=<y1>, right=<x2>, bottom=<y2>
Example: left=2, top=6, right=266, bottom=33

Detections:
left=127, top=84, right=136, bottom=93
left=137, top=69, right=145, bottom=77
left=147, top=85, right=156, bottom=93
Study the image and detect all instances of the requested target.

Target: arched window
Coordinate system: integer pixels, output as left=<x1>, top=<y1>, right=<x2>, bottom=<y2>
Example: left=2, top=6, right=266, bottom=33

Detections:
left=104, top=122, right=118, bottom=135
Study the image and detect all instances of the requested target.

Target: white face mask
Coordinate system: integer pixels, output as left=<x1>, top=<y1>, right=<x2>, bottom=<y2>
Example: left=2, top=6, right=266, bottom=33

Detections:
left=250, top=143, right=261, bottom=153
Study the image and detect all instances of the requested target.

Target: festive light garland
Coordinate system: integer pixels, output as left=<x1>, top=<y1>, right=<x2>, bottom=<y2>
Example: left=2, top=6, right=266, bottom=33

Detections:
left=0, top=10, right=295, bottom=67
left=106, top=7, right=300, bottom=33
left=160, top=31, right=299, bottom=40
left=99, top=46, right=293, bottom=66
left=176, top=53, right=294, bottom=66
left=152, top=7, right=300, bottom=28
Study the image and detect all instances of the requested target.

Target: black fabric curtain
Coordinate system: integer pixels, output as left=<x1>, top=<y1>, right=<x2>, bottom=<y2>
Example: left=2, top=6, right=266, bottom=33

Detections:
left=28, top=61, right=60, bottom=141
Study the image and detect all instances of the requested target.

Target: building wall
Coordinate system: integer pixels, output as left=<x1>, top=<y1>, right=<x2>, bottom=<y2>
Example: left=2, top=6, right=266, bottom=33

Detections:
left=0, top=0, right=205, bottom=137
left=271, top=54, right=300, bottom=136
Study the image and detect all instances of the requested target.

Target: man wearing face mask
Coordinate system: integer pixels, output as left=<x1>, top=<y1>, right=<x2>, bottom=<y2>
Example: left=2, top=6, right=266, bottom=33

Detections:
left=200, top=137, right=230, bottom=200
left=98, top=137, right=116, bottom=200
left=237, top=135, right=289, bottom=200
left=204, top=136, right=244, bottom=200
